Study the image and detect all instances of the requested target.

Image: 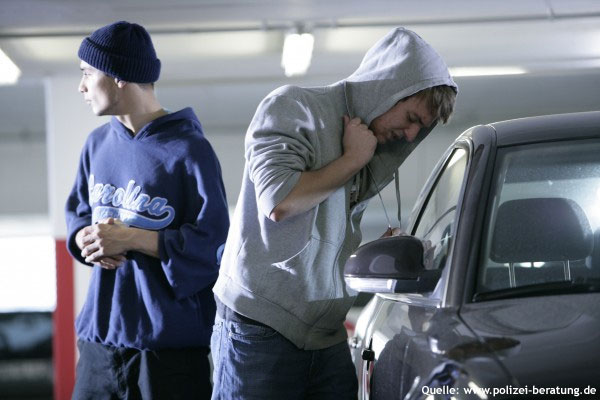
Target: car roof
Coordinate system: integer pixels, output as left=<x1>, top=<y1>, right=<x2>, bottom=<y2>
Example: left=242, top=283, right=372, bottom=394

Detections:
left=486, top=110, right=600, bottom=147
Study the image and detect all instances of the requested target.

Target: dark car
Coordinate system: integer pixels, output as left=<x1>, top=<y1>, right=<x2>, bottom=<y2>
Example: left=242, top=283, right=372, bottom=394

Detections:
left=0, top=312, right=53, bottom=399
left=345, top=111, right=600, bottom=399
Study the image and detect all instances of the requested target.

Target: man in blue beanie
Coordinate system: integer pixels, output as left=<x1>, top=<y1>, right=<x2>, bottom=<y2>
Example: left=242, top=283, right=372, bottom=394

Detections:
left=65, top=21, right=229, bottom=399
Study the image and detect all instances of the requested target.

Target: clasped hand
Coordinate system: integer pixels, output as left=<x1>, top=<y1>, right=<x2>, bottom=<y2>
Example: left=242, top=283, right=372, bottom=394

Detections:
left=76, top=218, right=130, bottom=269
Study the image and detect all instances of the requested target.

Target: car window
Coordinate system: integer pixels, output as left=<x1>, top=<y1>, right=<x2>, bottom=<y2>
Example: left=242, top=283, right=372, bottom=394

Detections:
left=476, top=139, right=600, bottom=297
left=413, top=148, right=468, bottom=270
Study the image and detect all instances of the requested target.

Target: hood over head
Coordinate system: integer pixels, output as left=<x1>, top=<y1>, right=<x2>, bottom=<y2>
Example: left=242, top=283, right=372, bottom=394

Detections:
left=344, top=27, right=457, bottom=126
left=344, top=28, right=458, bottom=207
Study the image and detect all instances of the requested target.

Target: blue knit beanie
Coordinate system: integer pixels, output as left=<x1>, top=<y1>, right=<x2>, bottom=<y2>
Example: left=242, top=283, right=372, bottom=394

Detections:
left=78, top=21, right=161, bottom=83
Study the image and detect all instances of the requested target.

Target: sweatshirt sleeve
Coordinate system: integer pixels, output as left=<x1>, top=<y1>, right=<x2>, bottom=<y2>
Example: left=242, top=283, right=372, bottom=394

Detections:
left=245, top=93, right=316, bottom=218
left=65, top=146, right=94, bottom=266
left=158, top=138, right=230, bottom=300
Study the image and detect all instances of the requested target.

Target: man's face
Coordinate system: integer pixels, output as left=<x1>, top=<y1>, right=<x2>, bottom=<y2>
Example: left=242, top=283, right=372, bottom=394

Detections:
left=78, top=61, right=120, bottom=116
left=369, top=95, right=436, bottom=145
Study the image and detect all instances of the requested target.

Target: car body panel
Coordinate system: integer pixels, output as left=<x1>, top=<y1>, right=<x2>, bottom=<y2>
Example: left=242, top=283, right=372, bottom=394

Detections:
left=353, top=295, right=514, bottom=400
left=460, top=293, right=600, bottom=387
left=491, top=111, right=600, bottom=147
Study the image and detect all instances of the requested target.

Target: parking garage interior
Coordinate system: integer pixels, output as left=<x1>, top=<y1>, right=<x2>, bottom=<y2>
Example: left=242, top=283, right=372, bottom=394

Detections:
left=0, top=1, right=599, bottom=398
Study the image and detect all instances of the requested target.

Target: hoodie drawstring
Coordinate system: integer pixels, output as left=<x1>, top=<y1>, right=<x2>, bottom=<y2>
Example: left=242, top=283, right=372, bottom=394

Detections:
left=394, top=169, right=402, bottom=228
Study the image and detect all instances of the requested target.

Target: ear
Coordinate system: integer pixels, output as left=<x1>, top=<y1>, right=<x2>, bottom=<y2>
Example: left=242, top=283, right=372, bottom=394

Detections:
left=114, top=78, right=127, bottom=89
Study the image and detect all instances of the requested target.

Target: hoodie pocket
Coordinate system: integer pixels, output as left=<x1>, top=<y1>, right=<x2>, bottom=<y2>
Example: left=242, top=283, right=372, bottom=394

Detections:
left=262, top=236, right=340, bottom=324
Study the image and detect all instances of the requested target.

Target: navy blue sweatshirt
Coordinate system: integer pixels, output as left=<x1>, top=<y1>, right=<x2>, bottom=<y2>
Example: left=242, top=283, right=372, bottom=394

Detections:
left=65, top=108, right=229, bottom=350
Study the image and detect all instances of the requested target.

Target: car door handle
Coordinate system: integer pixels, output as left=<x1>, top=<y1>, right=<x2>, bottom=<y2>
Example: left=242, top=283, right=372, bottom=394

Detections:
left=361, top=348, right=375, bottom=361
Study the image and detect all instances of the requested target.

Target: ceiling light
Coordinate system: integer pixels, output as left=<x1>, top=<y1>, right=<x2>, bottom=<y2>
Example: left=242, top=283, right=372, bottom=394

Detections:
left=449, top=66, right=527, bottom=77
left=0, top=48, right=21, bottom=85
left=281, top=30, right=314, bottom=77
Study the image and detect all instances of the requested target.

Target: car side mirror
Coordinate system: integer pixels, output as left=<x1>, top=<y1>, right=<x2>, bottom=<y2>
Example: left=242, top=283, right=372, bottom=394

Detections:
left=344, top=236, right=441, bottom=294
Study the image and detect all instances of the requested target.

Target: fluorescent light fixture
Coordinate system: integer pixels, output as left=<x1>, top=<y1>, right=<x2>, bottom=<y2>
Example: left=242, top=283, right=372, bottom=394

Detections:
left=449, top=66, right=527, bottom=77
left=281, top=32, right=314, bottom=77
left=0, top=47, right=21, bottom=85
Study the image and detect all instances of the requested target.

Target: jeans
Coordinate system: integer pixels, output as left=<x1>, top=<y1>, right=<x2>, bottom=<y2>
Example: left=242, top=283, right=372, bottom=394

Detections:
left=72, top=340, right=211, bottom=400
left=210, top=314, right=358, bottom=400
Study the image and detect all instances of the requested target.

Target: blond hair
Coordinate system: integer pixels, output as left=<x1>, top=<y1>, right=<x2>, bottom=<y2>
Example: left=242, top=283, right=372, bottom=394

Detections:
left=413, top=85, right=457, bottom=124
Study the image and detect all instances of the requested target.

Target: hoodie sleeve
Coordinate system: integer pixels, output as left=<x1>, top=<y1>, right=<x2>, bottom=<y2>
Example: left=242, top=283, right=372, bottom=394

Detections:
left=158, top=138, right=230, bottom=300
left=65, top=146, right=94, bottom=266
left=245, top=92, right=316, bottom=218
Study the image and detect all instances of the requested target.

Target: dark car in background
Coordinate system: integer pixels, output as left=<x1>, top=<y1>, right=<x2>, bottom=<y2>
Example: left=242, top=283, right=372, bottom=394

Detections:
left=0, top=312, right=53, bottom=399
left=345, top=111, right=600, bottom=399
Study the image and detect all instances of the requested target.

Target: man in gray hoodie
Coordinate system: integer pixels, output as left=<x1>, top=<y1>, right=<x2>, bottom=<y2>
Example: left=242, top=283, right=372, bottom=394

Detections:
left=211, top=27, right=458, bottom=399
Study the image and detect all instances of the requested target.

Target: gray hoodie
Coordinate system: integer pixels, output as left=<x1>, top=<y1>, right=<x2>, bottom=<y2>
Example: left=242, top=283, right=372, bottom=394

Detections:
left=214, top=28, right=457, bottom=350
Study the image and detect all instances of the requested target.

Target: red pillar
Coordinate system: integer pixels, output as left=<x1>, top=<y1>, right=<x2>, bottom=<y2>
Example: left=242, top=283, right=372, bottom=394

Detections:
left=53, top=239, right=75, bottom=400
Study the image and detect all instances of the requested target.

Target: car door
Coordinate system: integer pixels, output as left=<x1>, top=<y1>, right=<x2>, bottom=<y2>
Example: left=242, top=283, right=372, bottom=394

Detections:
left=459, top=136, right=600, bottom=389
left=356, top=143, right=472, bottom=400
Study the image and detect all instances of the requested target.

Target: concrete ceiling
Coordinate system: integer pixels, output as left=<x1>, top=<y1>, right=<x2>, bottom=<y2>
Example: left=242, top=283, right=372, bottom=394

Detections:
left=1, top=0, right=600, bottom=81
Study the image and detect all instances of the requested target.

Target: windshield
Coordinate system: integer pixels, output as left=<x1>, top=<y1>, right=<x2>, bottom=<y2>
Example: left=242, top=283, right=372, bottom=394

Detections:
left=475, top=139, right=600, bottom=299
